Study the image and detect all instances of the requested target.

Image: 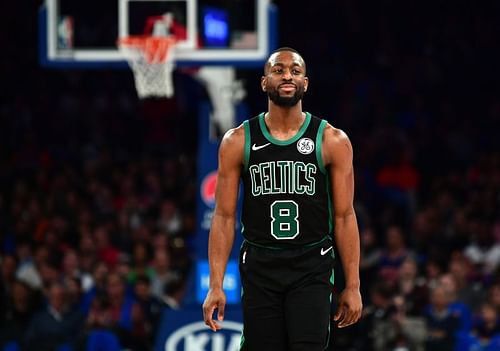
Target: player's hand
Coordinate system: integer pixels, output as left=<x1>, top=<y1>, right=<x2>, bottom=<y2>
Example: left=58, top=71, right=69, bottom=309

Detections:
left=334, top=287, right=362, bottom=328
left=202, top=288, right=226, bottom=332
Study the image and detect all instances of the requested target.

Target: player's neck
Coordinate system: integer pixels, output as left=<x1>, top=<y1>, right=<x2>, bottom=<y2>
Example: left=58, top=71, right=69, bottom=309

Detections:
left=266, top=103, right=304, bottom=126
left=264, top=103, right=306, bottom=138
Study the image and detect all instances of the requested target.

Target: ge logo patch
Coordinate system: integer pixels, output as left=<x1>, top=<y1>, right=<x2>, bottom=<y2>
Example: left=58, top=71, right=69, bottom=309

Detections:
left=297, top=138, right=314, bottom=155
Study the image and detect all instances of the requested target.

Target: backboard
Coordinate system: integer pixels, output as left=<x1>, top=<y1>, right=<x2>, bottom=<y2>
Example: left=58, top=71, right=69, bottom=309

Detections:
left=39, top=0, right=277, bottom=68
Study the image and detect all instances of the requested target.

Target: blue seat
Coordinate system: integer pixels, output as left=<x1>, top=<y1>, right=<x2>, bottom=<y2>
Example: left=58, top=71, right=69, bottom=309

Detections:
left=2, top=341, right=20, bottom=351
left=86, top=330, right=121, bottom=351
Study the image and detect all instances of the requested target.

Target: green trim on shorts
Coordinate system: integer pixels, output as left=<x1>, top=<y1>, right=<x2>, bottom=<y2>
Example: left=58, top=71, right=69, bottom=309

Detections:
left=243, top=235, right=331, bottom=250
left=326, top=269, right=335, bottom=349
left=326, top=291, right=333, bottom=349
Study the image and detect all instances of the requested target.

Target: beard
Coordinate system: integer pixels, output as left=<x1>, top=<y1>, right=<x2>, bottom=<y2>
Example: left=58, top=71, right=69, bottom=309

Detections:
left=267, top=85, right=305, bottom=107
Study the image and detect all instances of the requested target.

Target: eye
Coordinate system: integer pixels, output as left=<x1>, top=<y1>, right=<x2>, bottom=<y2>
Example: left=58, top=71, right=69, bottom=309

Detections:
left=272, top=67, right=283, bottom=74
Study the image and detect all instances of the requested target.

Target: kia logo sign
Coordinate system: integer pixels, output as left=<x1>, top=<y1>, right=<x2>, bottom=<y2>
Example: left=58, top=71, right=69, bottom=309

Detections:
left=201, top=171, right=217, bottom=208
left=165, top=321, right=243, bottom=351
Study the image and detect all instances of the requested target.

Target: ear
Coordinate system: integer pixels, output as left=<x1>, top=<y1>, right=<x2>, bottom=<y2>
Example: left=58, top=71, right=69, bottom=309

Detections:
left=304, top=76, right=309, bottom=92
left=261, top=76, right=267, bottom=92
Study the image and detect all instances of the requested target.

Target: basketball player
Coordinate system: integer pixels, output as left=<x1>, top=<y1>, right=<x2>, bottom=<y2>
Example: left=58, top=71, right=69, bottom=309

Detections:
left=202, top=47, right=362, bottom=350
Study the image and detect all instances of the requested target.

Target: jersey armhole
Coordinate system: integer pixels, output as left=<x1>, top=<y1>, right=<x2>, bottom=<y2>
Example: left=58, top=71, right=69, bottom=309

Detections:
left=243, top=120, right=251, bottom=172
left=316, top=119, right=328, bottom=174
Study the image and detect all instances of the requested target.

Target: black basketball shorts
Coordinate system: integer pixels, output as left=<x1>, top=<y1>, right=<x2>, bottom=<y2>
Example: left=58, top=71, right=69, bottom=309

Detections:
left=239, top=239, right=335, bottom=351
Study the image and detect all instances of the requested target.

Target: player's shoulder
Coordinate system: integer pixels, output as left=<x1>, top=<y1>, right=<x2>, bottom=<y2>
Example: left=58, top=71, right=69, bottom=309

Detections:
left=219, top=123, right=245, bottom=151
left=321, top=123, right=353, bottom=166
left=222, top=123, right=245, bottom=141
left=322, top=122, right=351, bottom=146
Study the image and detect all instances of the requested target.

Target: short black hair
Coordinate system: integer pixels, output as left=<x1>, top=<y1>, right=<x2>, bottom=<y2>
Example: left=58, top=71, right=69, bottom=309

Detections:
left=271, top=47, right=302, bottom=56
left=264, top=47, right=306, bottom=74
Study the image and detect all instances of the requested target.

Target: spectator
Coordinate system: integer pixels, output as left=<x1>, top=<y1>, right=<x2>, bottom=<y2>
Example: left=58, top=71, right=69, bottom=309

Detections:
left=24, top=282, right=84, bottom=351
left=162, top=276, right=186, bottom=311
left=359, top=227, right=382, bottom=301
left=488, top=283, right=500, bottom=315
left=0, top=280, right=40, bottom=350
left=448, top=253, right=485, bottom=312
left=61, top=249, right=82, bottom=280
left=150, top=247, right=178, bottom=300
left=81, top=261, right=109, bottom=315
left=464, top=220, right=500, bottom=276
left=378, top=225, right=412, bottom=286
left=425, top=259, right=446, bottom=291
left=0, top=254, right=18, bottom=312
left=395, top=256, right=428, bottom=317
left=472, top=302, right=500, bottom=346
left=127, top=241, right=154, bottom=284
left=64, top=276, right=84, bottom=312
left=94, top=225, right=121, bottom=269
left=158, top=199, right=182, bottom=235
left=84, top=293, right=123, bottom=351
left=456, top=302, right=500, bottom=351
left=424, top=284, right=461, bottom=351
left=100, top=271, right=144, bottom=349
left=358, top=283, right=400, bottom=351
left=15, top=242, right=43, bottom=290
left=134, top=275, right=166, bottom=347
left=439, top=273, right=473, bottom=334
left=78, top=231, right=98, bottom=292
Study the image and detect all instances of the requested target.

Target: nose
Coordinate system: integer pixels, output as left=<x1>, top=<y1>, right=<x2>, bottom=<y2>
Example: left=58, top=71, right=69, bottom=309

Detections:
left=282, top=69, right=292, bottom=80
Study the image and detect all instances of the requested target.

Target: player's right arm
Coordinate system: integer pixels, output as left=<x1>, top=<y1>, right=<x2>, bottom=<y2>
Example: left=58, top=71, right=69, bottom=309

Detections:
left=202, top=125, right=244, bottom=332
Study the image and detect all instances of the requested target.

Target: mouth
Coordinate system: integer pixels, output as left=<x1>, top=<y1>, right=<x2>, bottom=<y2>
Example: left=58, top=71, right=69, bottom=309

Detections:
left=279, top=83, right=296, bottom=93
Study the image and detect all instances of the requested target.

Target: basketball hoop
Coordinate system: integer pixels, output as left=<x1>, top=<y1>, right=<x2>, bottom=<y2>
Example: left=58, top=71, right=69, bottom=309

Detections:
left=118, top=35, right=177, bottom=98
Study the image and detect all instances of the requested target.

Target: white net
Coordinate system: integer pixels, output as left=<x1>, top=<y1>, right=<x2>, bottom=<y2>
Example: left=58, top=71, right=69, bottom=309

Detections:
left=119, top=36, right=176, bottom=99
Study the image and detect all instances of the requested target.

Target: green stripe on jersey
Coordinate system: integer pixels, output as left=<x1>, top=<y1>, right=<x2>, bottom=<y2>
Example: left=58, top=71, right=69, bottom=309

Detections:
left=243, top=120, right=251, bottom=172
left=240, top=333, right=246, bottom=350
left=316, top=119, right=328, bottom=174
left=259, top=112, right=312, bottom=145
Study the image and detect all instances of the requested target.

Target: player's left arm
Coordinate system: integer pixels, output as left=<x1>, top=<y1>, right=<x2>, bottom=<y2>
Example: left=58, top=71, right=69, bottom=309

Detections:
left=323, top=124, right=362, bottom=328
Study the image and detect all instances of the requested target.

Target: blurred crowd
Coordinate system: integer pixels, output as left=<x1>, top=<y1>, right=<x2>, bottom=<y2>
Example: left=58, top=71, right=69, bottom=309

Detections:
left=0, top=93, right=200, bottom=350
left=287, top=1, right=500, bottom=350
left=1, top=0, right=500, bottom=350
left=1, top=3, right=203, bottom=348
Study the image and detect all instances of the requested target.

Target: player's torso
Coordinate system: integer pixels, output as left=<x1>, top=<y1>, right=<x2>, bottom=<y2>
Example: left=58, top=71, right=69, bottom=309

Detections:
left=241, top=112, right=332, bottom=247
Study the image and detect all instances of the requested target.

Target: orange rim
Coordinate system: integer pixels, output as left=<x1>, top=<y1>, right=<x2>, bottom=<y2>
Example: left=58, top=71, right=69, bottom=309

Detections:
left=118, top=35, right=176, bottom=63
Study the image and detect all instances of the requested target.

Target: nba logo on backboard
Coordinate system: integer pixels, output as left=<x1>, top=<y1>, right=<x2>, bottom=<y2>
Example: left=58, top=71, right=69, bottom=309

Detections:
left=201, top=171, right=217, bottom=208
left=57, top=16, right=73, bottom=49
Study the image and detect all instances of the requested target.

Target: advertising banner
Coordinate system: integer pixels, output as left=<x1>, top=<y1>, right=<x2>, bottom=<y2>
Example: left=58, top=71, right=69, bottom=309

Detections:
left=155, top=306, right=243, bottom=351
left=194, top=103, right=249, bottom=305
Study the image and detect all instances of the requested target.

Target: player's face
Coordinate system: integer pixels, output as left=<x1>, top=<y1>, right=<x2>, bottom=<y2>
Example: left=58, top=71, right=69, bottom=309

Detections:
left=262, top=51, right=308, bottom=107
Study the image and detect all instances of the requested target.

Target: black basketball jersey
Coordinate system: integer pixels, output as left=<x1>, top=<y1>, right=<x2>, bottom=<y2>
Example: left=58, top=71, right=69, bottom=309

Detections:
left=241, top=112, right=332, bottom=248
